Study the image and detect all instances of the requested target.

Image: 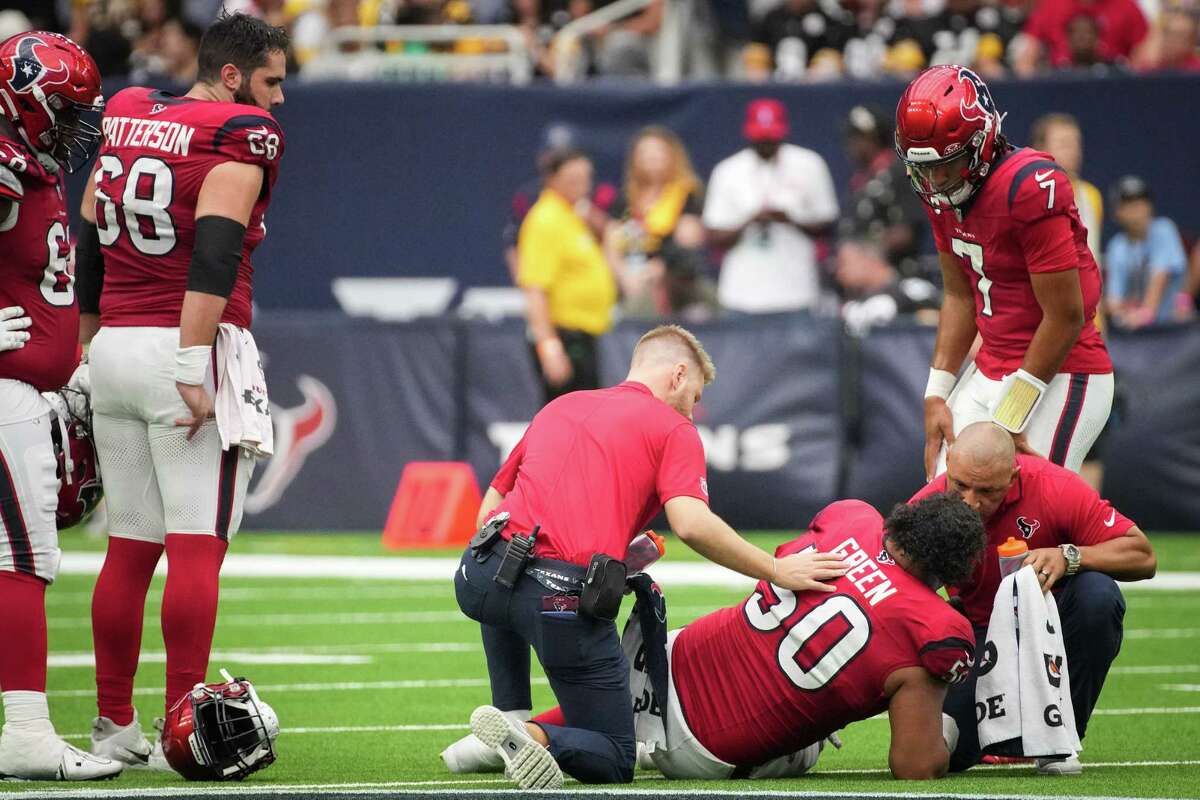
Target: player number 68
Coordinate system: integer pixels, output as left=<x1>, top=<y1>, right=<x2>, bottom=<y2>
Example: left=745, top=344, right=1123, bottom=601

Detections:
left=248, top=131, right=280, bottom=160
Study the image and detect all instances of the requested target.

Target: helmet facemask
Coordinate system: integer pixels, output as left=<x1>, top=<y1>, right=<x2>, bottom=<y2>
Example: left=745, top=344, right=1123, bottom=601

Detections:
left=41, top=90, right=104, bottom=174
left=191, top=679, right=278, bottom=780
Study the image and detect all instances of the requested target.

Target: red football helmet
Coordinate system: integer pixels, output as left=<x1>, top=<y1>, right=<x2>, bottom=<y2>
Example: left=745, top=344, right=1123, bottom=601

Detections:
left=894, top=64, right=1005, bottom=208
left=162, top=673, right=279, bottom=781
left=46, top=389, right=103, bottom=530
left=0, top=31, right=104, bottom=172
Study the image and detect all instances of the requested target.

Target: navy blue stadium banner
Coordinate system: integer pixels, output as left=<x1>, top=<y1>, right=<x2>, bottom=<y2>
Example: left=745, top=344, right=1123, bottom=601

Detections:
left=1101, top=325, right=1200, bottom=531
left=239, top=314, right=1200, bottom=532
left=243, top=313, right=458, bottom=530
left=461, top=319, right=544, bottom=489
left=597, top=315, right=844, bottom=530
left=842, top=323, right=935, bottom=513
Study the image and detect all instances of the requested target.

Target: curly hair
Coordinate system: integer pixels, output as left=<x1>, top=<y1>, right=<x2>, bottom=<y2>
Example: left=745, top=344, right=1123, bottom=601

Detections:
left=884, top=492, right=985, bottom=588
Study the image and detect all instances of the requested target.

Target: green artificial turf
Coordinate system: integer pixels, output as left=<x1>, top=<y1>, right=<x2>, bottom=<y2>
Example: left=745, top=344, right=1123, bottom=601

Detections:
left=1, top=531, right=1196, bottom=798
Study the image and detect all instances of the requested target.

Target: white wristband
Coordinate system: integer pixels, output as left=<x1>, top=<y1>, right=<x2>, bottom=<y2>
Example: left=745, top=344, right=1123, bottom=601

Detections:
left=990, top=368, right=1049, bottom=434
left=924, top=368, right=957, bottom=400
left=174, top=345, right=212, bottom=386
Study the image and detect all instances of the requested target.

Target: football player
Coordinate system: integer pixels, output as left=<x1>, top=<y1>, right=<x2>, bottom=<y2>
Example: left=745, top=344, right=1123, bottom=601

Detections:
left=895, top=66, right=1114, bottom=479
left=445, top=493, right=984, bottom=780
left=75, top=13, right=288, bottom=767
left=0, top=31, right=121, bottom=780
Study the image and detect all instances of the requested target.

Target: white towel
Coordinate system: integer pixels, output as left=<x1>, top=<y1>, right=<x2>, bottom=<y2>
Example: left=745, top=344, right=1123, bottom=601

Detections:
left=214, top=324, right=273, bottom=458
left=976, top=565, right=1082, bottom=758
left=620, top=611, right=668, bottom=752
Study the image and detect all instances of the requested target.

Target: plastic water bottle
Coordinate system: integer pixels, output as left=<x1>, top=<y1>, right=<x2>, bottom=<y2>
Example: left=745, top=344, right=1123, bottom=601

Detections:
left=624, top=531, right=666, bottom=575
left=997, top=536, right=1029, bottom=579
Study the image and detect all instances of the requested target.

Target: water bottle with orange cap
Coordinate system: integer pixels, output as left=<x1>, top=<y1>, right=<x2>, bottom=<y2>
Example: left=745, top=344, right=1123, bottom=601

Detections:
left=997, top=536, right=1029, bottom=579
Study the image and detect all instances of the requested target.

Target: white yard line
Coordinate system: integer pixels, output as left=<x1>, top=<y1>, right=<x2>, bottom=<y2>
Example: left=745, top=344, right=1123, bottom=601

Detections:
left=47, top=651, right=373, bottom=668
left=0, top=762, right=1198, bottom=797
left=53, top=552, right=1200, bottom=591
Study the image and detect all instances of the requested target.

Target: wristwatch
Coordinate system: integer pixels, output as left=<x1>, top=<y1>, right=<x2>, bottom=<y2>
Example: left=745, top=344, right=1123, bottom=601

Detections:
left=1060, top=543, right=1082, bottom=576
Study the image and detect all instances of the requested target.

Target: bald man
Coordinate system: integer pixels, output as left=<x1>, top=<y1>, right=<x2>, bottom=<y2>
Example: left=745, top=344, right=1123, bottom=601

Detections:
left=910, top=422, right=1157, bottom=774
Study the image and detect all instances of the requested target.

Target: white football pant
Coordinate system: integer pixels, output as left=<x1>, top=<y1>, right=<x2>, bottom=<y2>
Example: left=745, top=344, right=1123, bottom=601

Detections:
left=936, top=365, right=1114, bottom=476
left=89, top=327, right=254, bottom=543
left=0, top=380, right=59, bottom=582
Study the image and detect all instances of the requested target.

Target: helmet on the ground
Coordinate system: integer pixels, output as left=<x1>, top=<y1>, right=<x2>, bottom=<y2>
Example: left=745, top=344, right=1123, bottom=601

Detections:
left=0, top=31, right=103, bottom=172
left=161, top=673, right=279, bottom=781
left=46, top=389, right=102, bottom=530
left=894, top=64, right=1004, bottom=208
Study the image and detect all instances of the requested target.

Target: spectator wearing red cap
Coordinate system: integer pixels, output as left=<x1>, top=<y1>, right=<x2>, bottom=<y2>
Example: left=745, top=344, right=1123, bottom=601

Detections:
left=702, top=98, right=839, bottom=314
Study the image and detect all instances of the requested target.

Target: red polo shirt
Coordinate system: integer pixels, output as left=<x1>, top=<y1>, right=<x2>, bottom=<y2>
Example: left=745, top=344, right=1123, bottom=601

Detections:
left=909, top=455, right=1134, bottom=627
left=490, top=381, right=709, bottom=566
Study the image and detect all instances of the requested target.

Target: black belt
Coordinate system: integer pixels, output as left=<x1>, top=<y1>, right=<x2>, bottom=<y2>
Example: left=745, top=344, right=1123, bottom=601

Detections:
left=489, top=538, right=586, bottom=594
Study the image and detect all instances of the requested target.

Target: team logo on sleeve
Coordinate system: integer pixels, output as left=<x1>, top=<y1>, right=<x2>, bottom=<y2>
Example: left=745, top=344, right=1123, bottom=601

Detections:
left=699, top=477, right=708, bottom=497
left=957, top=67, right=996, bottom=124
left=1016, top=516, right=1041, bottom=539
left=7, top=36, right=70, bottom=95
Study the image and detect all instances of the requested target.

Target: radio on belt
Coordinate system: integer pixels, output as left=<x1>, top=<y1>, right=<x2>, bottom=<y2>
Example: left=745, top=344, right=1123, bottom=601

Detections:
left=494, top=525, right=538, bottom=589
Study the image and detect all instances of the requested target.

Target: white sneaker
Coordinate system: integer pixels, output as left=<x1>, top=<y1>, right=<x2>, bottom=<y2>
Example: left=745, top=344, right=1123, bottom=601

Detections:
left=90, top=713, right=152, bottom=767
left=441, top=733, right=504, bottom=773
left=470, top=705, right=562, bottom=790
left=635, top=740, right=655, bottom=770
left=1037, top=755, right=1082, bottom=775
left=0, top=728, right=122, bottom=781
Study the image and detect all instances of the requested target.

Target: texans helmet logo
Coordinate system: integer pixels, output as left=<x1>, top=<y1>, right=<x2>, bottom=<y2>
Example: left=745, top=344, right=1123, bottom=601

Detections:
left=7, top=36, right=70, bottom=95
left=957, top=67, right=995, bottom=125
left=1017, top=515, right=1041, bottom=539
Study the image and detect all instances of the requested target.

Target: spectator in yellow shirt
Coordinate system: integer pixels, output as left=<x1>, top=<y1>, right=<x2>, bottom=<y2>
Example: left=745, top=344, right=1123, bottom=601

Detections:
left=518, top=149, right=618, bottom=404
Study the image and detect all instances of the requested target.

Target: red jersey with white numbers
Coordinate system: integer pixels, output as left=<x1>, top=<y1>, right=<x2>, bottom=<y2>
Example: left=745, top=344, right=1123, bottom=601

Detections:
left=94, top=87, right=284, bottom=328
left=670, top=500, right=975, bottom=767
left=925, top=147, right=1111, bottom=379
left=911, top=454, right=1134, bottom=627
left=0, top=134, right=79, bottom=391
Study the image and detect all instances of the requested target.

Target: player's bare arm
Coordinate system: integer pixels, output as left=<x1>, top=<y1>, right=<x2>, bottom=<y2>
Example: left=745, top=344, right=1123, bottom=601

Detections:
left=883, top=666, right=952, bottom=780
left=664, top=495, right=847, bottom=591
left=1023, top=525, right=1157, bottom=592
left=1022, top=268, right=1086, bottom=383
left=924, top=252, right=978, bottom=479
left=175, top=160, right=263, bottom=440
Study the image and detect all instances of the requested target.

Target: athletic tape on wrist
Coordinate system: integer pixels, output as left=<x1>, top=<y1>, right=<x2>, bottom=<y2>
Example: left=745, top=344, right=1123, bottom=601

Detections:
left=174, top=345, right=212, bottom=386
left=924, top=368, right=957, bottom=400
left=991, top=369, right=1048, bottom=434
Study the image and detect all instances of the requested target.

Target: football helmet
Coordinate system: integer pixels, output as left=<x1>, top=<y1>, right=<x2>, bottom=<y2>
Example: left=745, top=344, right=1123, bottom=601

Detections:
left=0, top=31, right=103, bottom=173
left=894, top=65, right=1005, bottom=208
left=161, top=672, right=278, bottom=781
left=45, top=389, right=103, bottom=530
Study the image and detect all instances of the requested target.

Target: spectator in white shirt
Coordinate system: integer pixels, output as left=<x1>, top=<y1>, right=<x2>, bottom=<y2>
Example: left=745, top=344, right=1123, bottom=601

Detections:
left=703, top=98, right=839, bottom=313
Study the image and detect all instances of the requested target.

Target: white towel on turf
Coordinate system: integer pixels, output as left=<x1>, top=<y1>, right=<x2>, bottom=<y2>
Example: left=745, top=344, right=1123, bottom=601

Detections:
left=214, top=324, right=273, bottom=458
left=976, top=565, right=1081, bottom=758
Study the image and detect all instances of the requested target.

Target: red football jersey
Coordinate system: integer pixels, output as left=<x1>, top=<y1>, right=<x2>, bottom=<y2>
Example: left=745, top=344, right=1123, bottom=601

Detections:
left=925, top=147, right=1111, bottom=379
left=490, top=381, right=709, bottom=567
left=671, top=500, right=975, bottom=767
left=0, top=134, right=79, bottom=392
left=911, top=454, right=1134, bottom=627
left=93, top=87, right=284, bottom=328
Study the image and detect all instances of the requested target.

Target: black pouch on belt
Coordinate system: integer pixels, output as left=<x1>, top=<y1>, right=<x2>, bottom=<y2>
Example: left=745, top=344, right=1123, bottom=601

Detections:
left=579, top=554, right=627, bottom=621
left=469, top=512, right=509, bottom=561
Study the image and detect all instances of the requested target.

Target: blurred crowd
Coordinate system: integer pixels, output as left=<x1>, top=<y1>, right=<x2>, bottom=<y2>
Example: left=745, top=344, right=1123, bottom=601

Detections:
left=2, top=0, right=1198, bottom=81
left=506, top=99, right=1200, bottom=355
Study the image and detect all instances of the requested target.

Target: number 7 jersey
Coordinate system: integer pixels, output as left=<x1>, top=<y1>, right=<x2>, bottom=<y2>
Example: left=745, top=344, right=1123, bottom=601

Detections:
left=924, top=147, right=1111, bottom=380
left=92, top=87, right=285, bottom=328
left=669, top=500, right=975, bottom=767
